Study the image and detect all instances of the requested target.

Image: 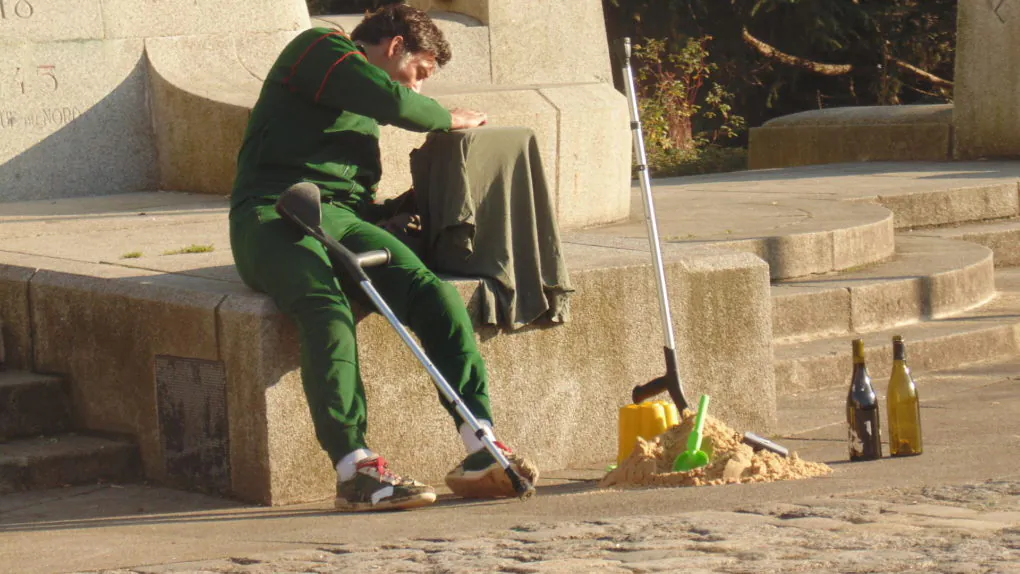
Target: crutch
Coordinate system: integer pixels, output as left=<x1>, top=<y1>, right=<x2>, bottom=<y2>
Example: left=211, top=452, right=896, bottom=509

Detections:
left=275, top=182, right=535, bottom=500
left=612, top=37, right=691, bottom=411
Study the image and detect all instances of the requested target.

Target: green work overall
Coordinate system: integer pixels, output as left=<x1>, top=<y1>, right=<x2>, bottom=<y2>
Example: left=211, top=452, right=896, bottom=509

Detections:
left=229, top=28, right=494, bottom=464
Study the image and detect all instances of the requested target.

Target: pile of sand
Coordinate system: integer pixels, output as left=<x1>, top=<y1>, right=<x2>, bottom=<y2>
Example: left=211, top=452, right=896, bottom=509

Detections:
left=600, top=412, right=832, bottom=489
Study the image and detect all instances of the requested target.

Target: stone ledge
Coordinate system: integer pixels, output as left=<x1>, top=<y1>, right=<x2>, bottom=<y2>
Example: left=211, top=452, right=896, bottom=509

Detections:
left=749, top=105, right=953, bottom=170
left=225, top=241, right=772, bottom=504
left=0, top=265, right=34, bottom=370
left=0, top=236, right=773, bottom=505
left=763, top=105, right=953, bottom=127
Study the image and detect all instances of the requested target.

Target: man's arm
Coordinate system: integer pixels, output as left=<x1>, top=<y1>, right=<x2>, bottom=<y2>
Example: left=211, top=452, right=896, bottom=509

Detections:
left=280, top=29, right=452, bottom=132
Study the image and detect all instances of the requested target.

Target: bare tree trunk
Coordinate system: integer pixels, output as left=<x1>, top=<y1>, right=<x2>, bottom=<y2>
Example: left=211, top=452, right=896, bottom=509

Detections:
left=669, top=116, right=695, bottom=152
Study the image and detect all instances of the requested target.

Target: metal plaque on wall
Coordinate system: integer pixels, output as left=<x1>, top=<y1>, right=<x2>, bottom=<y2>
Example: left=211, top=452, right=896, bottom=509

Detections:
left=155, top=356, right=230, bottom=492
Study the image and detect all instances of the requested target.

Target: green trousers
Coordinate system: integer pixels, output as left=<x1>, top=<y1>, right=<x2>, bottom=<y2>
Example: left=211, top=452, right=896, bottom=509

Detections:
left=229, top=198, right=494, bottom=464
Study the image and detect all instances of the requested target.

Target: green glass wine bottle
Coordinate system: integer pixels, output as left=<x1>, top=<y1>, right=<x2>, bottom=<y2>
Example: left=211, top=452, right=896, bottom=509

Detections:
left=847, top=339, right=882, bottom=461
left=887, top=335, right=923, bottom=456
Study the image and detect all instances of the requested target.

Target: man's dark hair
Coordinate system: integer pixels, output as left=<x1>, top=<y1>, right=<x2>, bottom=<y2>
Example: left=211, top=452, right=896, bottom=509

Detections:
left=352, top=4, right=451, bottom=67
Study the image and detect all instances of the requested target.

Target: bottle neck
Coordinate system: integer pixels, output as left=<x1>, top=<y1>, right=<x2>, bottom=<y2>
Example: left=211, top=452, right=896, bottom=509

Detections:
left=893, top=340, right=906, bottom=361
left=852, top=339, right=866, bottom=365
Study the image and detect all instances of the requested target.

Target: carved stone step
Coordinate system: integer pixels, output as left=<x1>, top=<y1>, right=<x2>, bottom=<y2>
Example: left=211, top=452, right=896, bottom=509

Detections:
left=0, top=371, right=70, bottom=440
left=774, top=267, right=1020, bottom=394
left=0, top=434, right=138, bottom=494
left=771, top=235, right=995, bottom=343
left=906, top=217, right=1020, bottom=267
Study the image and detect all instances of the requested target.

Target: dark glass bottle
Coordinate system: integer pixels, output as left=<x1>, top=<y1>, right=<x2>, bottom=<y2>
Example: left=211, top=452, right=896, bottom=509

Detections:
left=888, top=336, right=923, bottom=456
left=847, top=339, right=882, bottom=461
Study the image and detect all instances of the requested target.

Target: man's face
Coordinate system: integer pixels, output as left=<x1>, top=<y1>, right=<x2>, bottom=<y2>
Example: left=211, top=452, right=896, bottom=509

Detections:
left=386, top=50, right=437, bottom=94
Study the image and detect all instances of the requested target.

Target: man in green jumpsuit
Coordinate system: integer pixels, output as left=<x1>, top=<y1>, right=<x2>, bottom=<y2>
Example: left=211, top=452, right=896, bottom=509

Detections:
left=230, top=5, right=537, bottom=511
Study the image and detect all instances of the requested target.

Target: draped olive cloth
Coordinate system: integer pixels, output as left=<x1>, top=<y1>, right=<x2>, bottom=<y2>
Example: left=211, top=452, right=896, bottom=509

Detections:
left=409, top=126, right=573, bottom=329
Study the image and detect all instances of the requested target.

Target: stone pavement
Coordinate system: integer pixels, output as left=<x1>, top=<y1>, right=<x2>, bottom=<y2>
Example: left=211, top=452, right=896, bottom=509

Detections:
left=79, top=479, right=1020, bottom=573
left=3, top=356, right=1020, bottom=573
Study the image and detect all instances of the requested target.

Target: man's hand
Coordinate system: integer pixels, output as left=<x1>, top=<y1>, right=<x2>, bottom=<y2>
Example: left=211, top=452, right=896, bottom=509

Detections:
left=450, top=108, right=488, bottom=130
left=380, top=213, right=422, bottom=236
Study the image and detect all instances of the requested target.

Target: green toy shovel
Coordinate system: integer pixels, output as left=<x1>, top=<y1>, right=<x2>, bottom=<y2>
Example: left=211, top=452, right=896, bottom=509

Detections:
left=673, top=394, right=711, bottom=472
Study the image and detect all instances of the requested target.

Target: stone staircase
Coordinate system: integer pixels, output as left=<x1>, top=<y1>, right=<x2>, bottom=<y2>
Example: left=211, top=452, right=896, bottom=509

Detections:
left=564, top=162, right=1020, bottom=407
left=768, top=194, right=1020, bottom=399
left=0, top=369, right=139, bottom=493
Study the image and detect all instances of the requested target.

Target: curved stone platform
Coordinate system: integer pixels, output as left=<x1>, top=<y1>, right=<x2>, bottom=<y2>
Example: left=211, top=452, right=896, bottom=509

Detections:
left=566, top=161, right=1020, bottom=279
left=567, top=197, right=895, bottom=280
left=748, top=104, right=953, bottom=170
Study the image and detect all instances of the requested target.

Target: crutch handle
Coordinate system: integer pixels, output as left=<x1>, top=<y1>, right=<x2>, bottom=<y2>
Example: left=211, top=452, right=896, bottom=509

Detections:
left=632, top=377, right=668, bottom=405
left=632, top=347, right=690, bottom=410
left=355, top=249, right=391, bottom=269
left=612, top=37, right=632, bottom=64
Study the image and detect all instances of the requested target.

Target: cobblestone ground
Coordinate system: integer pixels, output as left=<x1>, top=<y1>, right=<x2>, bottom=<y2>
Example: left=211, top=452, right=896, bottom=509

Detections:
left=81, top=480, right=1020, bottom=574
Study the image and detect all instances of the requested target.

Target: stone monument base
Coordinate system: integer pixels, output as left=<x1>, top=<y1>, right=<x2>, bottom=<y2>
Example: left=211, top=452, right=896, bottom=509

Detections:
left=749, top=105, right=953, bottom=170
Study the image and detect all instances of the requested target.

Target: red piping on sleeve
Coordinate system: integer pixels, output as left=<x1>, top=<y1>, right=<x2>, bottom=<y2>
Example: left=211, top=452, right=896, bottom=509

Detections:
left=285, top=30, right=349, bottom=87
left=314, top=51, right=366, bottom=103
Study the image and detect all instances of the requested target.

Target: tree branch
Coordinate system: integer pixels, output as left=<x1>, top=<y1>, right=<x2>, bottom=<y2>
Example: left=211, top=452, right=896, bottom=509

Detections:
left=741, top=27, right=853, bottom=76
left=890, top=57, right=953, bottom=88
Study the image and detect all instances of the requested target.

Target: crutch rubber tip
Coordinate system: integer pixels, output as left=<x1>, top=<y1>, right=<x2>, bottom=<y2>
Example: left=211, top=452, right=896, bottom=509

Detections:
left=506, top=468, right=537, bottom=501
left=516, top=481, right=536, bottom=501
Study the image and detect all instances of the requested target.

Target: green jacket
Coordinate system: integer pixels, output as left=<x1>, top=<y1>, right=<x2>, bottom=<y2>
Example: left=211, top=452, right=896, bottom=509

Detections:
left=231, top=27, right=453, bottom=211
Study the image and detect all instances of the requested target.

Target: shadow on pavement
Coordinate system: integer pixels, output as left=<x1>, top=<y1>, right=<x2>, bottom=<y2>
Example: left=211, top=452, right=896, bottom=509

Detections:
left=0, top=479, right=598, bottom=534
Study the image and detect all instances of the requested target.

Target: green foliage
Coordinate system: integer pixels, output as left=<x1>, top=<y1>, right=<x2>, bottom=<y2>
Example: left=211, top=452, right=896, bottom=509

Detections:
left=632, top=36, right=746, bottom=175
left=605, top=0, right=956, bottom=131
left=648, top=145, right=748, bottom=178
left=120, top=251, right=143, bottom=259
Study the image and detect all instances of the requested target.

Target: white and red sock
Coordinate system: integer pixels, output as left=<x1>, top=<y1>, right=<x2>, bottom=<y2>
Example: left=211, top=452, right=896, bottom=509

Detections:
left=336, top=448, right=375, bottom=482
left=459, top=420, right=494, bottom=454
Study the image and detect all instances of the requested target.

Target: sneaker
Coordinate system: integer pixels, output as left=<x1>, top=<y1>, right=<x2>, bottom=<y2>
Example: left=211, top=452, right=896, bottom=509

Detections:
left=445, top=442, right=539, bottom=499
left=335, top=456, right=436, bottom=512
